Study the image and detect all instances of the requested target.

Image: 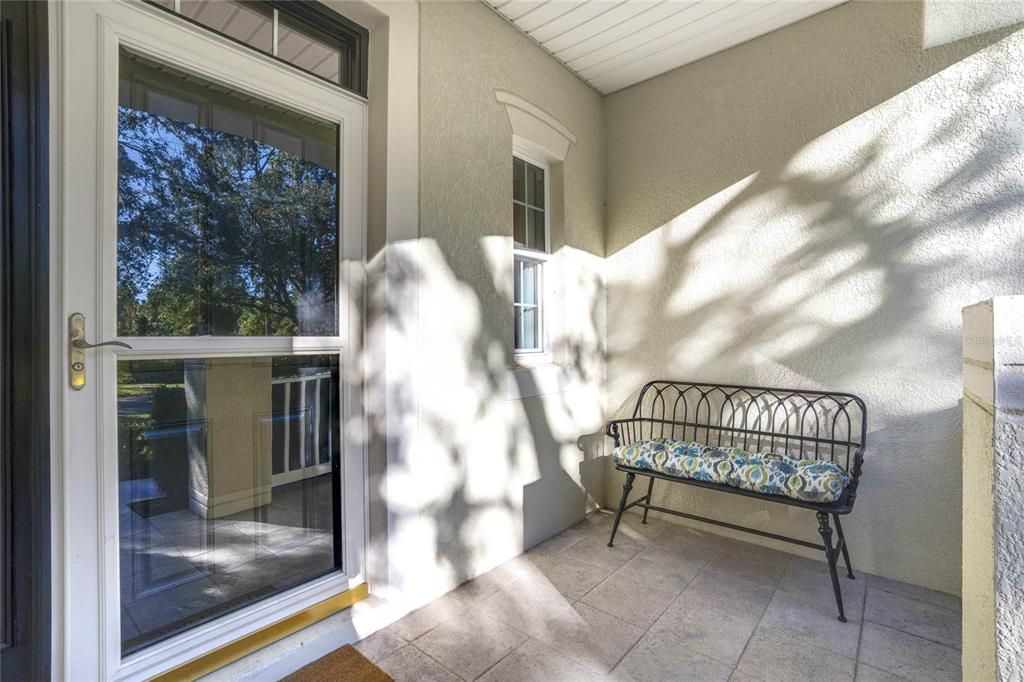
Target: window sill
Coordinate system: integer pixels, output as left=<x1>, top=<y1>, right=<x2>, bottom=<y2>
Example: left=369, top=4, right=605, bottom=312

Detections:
left=512, top=351, right=554, bottom=368
left=507, top=360, right=565, bottom=400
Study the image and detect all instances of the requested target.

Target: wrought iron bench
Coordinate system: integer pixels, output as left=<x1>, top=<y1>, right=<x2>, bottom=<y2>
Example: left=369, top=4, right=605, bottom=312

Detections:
left=606, top=380, right=866, bottom=622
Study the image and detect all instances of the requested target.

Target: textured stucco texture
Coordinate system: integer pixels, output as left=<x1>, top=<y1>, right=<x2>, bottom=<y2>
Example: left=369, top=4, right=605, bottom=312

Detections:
left=991, top=299, right=1024, bottom=682
left=397, top=0, right=606, bottom=605
left=603, top=0, right=1024, bottom=594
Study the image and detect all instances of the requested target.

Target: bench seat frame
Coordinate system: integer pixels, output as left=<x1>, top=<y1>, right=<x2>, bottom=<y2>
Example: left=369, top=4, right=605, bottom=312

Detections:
left=605, top=381, right=866, bottom=622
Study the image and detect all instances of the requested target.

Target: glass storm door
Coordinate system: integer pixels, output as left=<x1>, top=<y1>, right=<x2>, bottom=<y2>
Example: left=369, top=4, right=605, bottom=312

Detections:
left=56, top=3, right=366, bottom=679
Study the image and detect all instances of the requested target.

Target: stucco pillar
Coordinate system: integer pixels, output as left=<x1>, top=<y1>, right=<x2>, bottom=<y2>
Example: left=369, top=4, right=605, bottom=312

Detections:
left=962, top=297, right=1024, bottom=682
left=186, top=357, right=274, bottom=518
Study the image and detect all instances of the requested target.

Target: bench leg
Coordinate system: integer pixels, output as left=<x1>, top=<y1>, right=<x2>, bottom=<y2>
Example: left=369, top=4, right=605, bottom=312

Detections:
left=817, top=512, right=847, bottom=623
left=832, top=513, right=855, bottom=579
left=608, top=472, right=635, bottom=547
left=641, top=477, right=654, bottom=524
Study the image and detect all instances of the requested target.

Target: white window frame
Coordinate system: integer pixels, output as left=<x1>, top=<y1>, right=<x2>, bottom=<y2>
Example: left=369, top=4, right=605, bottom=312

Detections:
left=512, top=147, right=550, bottom=360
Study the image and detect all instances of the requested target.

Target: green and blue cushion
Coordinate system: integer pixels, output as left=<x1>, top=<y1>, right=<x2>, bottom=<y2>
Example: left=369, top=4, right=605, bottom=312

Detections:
left=611, top=438, right=849, bottom=503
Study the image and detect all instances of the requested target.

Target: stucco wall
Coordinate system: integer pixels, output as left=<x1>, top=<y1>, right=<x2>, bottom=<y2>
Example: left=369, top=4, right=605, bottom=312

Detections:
left=603, top=0, right=1024, bottom=593
left=395, top=0, right=606, bottom=605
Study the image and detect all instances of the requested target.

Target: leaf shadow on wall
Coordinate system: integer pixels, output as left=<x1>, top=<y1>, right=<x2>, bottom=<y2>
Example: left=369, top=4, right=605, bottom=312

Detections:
left=603, top=13, right=1024, bottom=591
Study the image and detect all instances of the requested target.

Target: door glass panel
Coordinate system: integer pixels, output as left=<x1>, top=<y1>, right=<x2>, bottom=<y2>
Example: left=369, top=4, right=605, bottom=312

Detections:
left=118, top=355, right=339, bottom=654
left=117, top=50, right=339, bottom=337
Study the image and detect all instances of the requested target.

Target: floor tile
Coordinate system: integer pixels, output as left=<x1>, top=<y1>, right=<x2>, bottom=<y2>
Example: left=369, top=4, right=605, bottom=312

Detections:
left=562, top=534, right=641, bottom=572
left=675, top=570, right=776, bottom=619
left=450, top=569, right=512, bottom=606
left=478, top=638, right=604, bottom=682
left=168, top=522, right=262, bottom=559
left=656, top=523, right=725, bottom=556
left=617, top=546, right=707, bottom=592
left=864, top=588, right=961, bottom=648
left=648, top=599, right=760, bottom=667
left=759, top=591, right=860, bottom=658
left=146, top=508, right=204, bottom=534
left=736, top=627, right=855, bottom=681
left=474, top=578, right=574, bottom=639
left=119, top=521, right=169, bottom=551
left=353, top=625, right=406, bottom=663
left=415, top=610, right=528, bottom=680
left=728, top=672, right=764, bottom=682
left=530, top=602, right=645, bottom=673
left=858, top=622, right=960, bottom=682
left=520, top=552, right=614, bottom=601
left=377, top=646, right=460, bottom=682
left=855, top=664, right=906, bottom=681
left=865, top=573, right=961, bottom=612
left=526, top=527, right=588, bottom=556
left=777, top=556, right=865, bottom=617
left=123, top=575, right=224, bottom=635
left=391, top=594, right=468, bottom=641
left=120, top=542, right=198, bottom=584
left=204, top=547, right=329, bottom=602
left=488, top=554, right=547, bottom=584
left=189, top=535, right=277, bottom=574
left=612, top=623, right=734, bottom=681
left=581, top=569, right=682, bottom=629
left=703, top=545, right=789, bottom=586
left=598, top=512, right=669, bottom=545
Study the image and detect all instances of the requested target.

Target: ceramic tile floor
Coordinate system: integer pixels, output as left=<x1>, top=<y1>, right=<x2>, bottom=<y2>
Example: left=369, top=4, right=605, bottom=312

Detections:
left=355, top=511, right=963, bottom=682
left=119, top=476, right=335, bottom=651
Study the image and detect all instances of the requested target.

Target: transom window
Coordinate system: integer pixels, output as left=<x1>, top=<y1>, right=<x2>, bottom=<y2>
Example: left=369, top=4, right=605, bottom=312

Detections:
left=513, top=155, right=548, bottom=353
left=146, top=0, right=368, bottom=96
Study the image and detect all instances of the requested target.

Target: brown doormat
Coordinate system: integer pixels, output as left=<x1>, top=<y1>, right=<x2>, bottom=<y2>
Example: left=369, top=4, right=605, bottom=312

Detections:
left=283, top=644, right=393, bottom=682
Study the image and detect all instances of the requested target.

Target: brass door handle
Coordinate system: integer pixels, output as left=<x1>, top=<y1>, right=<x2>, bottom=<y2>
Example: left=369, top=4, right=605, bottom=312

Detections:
left=68, top=313, right=133, bottom=390
left=72, top=338, right=133, bottom=350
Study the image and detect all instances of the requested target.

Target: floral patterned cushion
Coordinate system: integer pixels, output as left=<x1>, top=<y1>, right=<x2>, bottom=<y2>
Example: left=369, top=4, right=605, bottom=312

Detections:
left=611, top=438, right=850, bottom=503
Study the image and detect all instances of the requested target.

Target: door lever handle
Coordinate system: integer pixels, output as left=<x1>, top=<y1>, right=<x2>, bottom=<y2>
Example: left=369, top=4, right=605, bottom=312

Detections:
left=72, top=338, right=133, bottom=350
left=68, top=312, right=132, bottom=390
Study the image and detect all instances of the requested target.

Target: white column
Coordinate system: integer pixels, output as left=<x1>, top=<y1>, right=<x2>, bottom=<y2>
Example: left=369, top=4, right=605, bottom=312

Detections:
left=962, top=296, right=1024, bottom=682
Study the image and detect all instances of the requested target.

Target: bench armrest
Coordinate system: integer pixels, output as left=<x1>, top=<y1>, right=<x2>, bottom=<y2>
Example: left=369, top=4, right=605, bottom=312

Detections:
left=605, top=418, right=643, bottom=448
left=845, top=447, right=865, bottom=507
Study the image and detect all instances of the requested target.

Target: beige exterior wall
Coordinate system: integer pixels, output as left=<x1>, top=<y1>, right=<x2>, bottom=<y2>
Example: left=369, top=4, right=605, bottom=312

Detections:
left=396, top=0, right=606, bottom=603
left=603, top=0, right=1024, bottom=594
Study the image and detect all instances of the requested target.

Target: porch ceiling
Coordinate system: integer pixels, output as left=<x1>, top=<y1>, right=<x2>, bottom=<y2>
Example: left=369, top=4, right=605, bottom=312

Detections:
left=483, top=0, right=849, bottom=94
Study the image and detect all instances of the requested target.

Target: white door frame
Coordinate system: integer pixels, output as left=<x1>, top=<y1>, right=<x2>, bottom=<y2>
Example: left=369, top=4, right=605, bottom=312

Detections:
left=50, top=1, right=369, bottom=679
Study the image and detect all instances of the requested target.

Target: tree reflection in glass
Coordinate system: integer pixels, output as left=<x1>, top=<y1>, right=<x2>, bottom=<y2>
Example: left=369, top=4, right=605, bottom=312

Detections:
left=117, top=51, right=339, bottom=337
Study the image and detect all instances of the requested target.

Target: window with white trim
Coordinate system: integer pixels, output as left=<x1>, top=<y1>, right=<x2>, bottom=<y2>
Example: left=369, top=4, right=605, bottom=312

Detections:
left=513, top=154, right=548, bottom=353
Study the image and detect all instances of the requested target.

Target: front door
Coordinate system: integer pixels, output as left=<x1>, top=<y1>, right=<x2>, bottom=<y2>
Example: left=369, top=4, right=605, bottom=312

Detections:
left=0, top=2, right=51, bottom=679
left=55, top=2, right=366, bottom=678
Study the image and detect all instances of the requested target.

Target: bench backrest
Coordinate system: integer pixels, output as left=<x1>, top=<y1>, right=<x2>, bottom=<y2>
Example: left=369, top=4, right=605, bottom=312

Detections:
left=625, top=380, right=867, bottom=473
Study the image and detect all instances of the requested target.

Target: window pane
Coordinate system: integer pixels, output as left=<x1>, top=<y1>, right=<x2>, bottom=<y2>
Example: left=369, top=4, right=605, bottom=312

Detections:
left=513, top=157, right=525, bottom=203
left=118, top=355, right=339, bottom=653
left=278, top=17, right=344, bottom=84
left=526, top=162, right=544, bottom=208
left=514, top=258, right=539, bottom=306
left=117, top=51, right=339, bottom=336
left=515, top=306, right=539, bottom=350
left=513, top=204, right=526, bottom=247
left=527, top=208, right=545, bottom=251
left=180, top=1, right=273, bottom=53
